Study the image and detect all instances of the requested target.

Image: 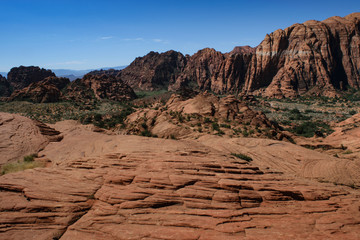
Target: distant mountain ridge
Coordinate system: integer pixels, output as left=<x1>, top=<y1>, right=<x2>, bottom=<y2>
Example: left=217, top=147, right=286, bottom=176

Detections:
left=52, top=66, right=127, bottom=80
left=0, top=66, right=128, bottom=81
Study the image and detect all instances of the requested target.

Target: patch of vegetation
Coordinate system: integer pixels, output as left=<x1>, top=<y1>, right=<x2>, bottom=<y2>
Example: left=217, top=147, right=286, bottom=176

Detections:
left=1, top=158, right=45, bottom=175
left=220, top=123, right=231, bottom=129
left=203, top=117, right=212, bottom=124
left=242, top=130, right=249, bottom=137
left=287, top=108, right=311, bottom=120
left=287, top=121, right=334, bottom=138
left=349, top=110, right=357, bottom=115
left=80, top=104, right=135, bottom=129
left=212, top=122, right=220, bottom=131
left=231, top=153, right=253, bottom=162
left=23, top=153, right=37, bottom=162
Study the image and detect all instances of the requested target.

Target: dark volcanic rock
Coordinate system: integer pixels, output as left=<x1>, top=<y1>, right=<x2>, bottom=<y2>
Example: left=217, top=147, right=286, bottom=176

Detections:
left=244, top=12, right=360, bottom=98
left=0, top=75, right=11, bottom=97
left=7, top=66, right=56, bottom=91
left=8, top=77, right=70, bottom=103
left=64, top=74, right=136, bottom=102
left=119, top=50, right=187, bottom=90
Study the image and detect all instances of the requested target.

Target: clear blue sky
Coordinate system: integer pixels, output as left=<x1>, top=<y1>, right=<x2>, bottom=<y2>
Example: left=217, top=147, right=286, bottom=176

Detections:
left=1, top=0, right=359, bottom=72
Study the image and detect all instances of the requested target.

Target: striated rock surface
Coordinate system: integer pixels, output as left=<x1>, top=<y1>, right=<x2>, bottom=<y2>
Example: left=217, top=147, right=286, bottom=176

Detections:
left=119, top=50, right=187, bottom=90
left=7, top=66, right=55, bottom=91
left=0, top=75, right=11, bottom=97
left=0, top=113, right=62, bottom=165
left=7, top=77, right=70, bottom=103
left=0, top=120, right=360, bottom=239
left=63, top=74, right=136, bottom=103
left=245, top=12, right=360, bottom=98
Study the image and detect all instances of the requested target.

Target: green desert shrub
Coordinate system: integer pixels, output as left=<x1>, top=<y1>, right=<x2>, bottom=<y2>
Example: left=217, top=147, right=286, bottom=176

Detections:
left=212, top=122, right=220, bottom=131
left=231, top=153, right=253, bottom=162
left=23, top=154, right=37, bottom=162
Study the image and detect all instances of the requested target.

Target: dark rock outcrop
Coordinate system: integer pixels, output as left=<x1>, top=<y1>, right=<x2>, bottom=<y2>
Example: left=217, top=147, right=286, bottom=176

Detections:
left=244, top=12, right=360, bottom=98
left=119, top=50, right=187, bottom=90
left=64, top=74, right=136, bottom=102
left=8, top=77, right=70, bottom=103
left=88, top=68, right=121, bottom=77
left=0, top=75, right=11, bottom=97
left=7, top=66, right=55, bottom=91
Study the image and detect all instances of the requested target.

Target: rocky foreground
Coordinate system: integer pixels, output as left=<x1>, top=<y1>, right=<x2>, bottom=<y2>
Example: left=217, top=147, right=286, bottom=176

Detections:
left=0, top=116, right=360, bottom=239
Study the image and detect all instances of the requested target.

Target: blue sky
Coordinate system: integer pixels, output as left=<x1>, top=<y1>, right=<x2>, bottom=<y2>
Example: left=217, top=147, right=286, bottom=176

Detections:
left=0, top=0, right=359, bottom=72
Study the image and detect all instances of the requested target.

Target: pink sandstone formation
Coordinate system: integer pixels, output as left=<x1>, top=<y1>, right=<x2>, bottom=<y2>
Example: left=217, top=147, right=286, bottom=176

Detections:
left=0, top=118, right=359, bottom=239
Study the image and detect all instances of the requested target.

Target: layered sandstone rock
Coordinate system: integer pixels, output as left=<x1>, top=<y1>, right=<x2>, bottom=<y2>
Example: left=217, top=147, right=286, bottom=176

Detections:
left=245, top=12, right=360, bottom=98
left=7, top=66, right=55, bottom=91
left=0, top=120, right=360, bottom=239
left=8, top=77, right=70, bottom=103
left=119, top=50, right=187, bottom=90
left=63, top=74, right=136, bottom=102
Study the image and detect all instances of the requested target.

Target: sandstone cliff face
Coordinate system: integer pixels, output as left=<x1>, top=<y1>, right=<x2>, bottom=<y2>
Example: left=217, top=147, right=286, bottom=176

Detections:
left=0, top=75, right=11, bottom=97
left=64, top=74, right=136, bottom=102
left=7, top=66, right=55, bottom=91
left=245, top=12, right=360, bottom=98
left=123, top=13, right=359, bottom=98
left=119, top=50, right=187, bottom=90
left=8, top=77, right=70, bottom=103
left=170, top=48, right=253, bottom=94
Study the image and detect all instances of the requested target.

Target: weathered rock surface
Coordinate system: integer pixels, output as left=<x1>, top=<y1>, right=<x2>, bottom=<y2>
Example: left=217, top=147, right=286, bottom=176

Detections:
left=1, top=120, right=360, bottom=239
left=0, top=113, right=62, bottom=165
left=7, top=66, right=55, bottom=91
left=125, top=92, right=283, bottom=140
left=119, top=50, right=187, bottom=90
left=7, top=77, right=70, bottom=103
left=245, top=12, right=360, bottom=98
left=63, top=74, right=136, bottom=103
left=0, top=75, right=11, bottom=97
left=294, top=112, right=360, bottom=184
